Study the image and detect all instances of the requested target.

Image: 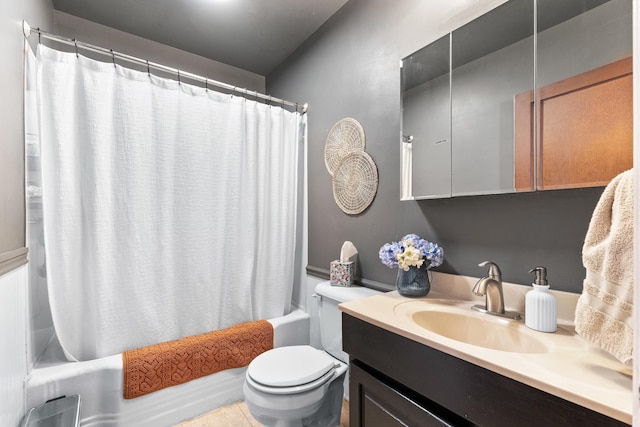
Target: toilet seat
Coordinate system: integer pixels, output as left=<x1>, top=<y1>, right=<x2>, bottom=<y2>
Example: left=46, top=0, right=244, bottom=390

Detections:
left=246, top=346, right=339, bottom=395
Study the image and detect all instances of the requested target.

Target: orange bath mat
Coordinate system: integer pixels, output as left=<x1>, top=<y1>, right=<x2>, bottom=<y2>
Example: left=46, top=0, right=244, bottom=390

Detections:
left=123, top=319, right=274, bottom=399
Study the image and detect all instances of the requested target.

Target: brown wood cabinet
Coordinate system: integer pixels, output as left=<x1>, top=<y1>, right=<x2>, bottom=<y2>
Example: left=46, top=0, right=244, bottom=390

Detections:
left=343, top=313, right=630, bottom=427
left=515, top=57, right=633, bottom=191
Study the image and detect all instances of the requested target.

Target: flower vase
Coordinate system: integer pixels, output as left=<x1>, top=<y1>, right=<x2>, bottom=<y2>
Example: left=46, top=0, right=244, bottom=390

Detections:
left=396, top=263, right=430, bottom=297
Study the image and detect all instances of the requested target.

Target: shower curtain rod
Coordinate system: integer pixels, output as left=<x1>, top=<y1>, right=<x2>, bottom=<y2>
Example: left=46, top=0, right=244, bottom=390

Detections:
left=22, top=21, right=308, bottom=114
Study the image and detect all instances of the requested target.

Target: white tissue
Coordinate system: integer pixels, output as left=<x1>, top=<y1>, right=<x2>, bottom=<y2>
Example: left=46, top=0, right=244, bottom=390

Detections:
left=339, top=241, right=358, bottom=263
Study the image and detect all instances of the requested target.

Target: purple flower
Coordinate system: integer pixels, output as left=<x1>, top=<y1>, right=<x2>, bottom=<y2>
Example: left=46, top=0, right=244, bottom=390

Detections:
left=379, top=242, right=402, bottom=268
left=379, top=234, right=444, bottom=269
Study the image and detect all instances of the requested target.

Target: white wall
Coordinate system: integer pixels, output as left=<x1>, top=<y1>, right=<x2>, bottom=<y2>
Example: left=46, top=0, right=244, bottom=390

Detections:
left=0, top=266, right=28, bottom=426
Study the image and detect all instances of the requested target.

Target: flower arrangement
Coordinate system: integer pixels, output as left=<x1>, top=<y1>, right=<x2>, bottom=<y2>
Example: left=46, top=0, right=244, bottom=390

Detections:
left=379, top=234, right=444, bottom=271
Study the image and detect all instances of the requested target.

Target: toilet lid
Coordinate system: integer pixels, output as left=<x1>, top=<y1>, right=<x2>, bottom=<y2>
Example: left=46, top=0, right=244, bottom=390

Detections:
left=248, top=345, right=336, bottom=387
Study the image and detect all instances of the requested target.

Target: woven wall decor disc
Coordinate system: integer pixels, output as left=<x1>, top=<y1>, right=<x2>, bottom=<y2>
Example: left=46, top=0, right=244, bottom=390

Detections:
left=324, top=118, right=366, bottom=176
left=332, top=151, right=378, bottom=215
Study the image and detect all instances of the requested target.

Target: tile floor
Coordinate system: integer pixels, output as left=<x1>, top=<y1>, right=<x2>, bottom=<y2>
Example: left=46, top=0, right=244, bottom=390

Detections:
left=176, top=400, right=350, bottom=427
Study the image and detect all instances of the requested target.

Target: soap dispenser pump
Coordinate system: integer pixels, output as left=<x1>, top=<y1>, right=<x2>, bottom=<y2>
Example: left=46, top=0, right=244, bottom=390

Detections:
left=525, top=266, right=557, bottom=332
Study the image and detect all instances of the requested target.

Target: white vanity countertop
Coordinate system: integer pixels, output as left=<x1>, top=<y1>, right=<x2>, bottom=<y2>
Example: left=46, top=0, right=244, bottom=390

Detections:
left=339, top=272, right=632, bottom=425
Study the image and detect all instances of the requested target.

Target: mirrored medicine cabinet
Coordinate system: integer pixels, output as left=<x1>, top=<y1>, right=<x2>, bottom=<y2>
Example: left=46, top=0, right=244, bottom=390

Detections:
left=401, top=0, right=632, bottom=200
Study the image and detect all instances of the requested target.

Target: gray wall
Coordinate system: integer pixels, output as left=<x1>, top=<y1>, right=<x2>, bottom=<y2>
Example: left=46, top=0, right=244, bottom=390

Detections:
left=267, top=0, right=610, bottom=293
left=0, top=0, right=53, bottom=261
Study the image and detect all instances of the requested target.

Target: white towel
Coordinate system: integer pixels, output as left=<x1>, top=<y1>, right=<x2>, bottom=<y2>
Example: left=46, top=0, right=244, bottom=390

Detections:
left=575, top=169, right=634, bottom=365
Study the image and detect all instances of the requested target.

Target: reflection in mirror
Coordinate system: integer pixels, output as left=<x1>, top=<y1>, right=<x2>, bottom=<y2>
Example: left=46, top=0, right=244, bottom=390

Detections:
left=401, top=35, right=451, bottom=199
left=451, top=0, right=534, bottom=196
left=531, top=0, right=632, bottom=190
left=400, top=0, right=632, bottom=201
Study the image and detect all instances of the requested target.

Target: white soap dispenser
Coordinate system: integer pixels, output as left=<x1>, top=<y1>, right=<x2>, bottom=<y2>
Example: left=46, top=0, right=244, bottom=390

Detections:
left=525, top=266, right=557, bottom=332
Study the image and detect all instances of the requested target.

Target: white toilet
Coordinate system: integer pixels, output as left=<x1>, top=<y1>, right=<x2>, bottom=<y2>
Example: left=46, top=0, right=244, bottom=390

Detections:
left=243, top=281, right=379, bottom=427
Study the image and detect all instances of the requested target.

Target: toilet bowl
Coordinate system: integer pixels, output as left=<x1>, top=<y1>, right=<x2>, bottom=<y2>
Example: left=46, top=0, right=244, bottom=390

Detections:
left=243, top=281, right=380, bottom=427
left=243, top=345, right=347, bottom=427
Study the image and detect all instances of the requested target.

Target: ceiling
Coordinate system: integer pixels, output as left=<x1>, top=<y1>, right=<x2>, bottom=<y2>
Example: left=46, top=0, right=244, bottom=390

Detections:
left=51, top=0, right=349, bottom=76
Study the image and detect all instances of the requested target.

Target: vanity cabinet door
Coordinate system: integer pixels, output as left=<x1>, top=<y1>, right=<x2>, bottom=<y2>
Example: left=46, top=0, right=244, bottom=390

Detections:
left=350, top=361, right=463, bottom=427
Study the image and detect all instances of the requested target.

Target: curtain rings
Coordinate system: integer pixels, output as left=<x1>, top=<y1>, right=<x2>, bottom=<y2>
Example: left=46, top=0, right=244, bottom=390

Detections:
left=205, top=78, right=208, bottom=92
left=177, top=70, right=181, bottom=85
left=110, top=49, right=116, bottom=68
left=74, top=39, right=79, bottom=58
left=37, top=27, right=41, bottom=44
left=146, top=60, right=150, bottom=77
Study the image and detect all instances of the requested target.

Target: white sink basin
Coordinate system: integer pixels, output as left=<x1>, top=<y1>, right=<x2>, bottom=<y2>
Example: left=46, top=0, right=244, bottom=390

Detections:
left=394, top=300, right=549, bottom=354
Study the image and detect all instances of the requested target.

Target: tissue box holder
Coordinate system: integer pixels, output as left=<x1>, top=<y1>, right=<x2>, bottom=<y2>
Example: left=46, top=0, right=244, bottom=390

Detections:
left=330, top=260, right=353, bottom=287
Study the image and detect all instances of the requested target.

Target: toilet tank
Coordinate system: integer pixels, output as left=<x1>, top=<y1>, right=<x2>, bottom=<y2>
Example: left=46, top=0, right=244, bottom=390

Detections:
left=315, top=281, right=380, bottom=363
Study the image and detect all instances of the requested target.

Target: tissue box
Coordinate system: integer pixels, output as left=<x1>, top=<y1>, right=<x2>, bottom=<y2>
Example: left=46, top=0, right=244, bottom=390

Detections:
left=330, top=260, right=354, bottom=287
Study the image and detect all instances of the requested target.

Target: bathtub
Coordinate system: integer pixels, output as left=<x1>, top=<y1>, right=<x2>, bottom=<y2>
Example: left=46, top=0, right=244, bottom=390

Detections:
left=25, top=309, right=310, bottom=426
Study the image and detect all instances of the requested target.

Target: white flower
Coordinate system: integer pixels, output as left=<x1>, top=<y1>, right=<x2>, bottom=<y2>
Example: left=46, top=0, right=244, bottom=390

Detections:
left=396, top=246, right=425, bottom=271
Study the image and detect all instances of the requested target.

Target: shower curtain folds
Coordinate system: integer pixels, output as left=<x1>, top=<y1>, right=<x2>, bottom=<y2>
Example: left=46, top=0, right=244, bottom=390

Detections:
left=29, top=44, right=306, bottom=362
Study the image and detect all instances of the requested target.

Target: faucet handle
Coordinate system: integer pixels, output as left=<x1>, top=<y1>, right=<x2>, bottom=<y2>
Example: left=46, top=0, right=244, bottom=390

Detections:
left=478, top=261, right=501, bottom=279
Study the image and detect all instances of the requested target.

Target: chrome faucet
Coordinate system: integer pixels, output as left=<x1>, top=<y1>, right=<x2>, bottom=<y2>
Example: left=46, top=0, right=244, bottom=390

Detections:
left=472, top=261, right=520, bottom=320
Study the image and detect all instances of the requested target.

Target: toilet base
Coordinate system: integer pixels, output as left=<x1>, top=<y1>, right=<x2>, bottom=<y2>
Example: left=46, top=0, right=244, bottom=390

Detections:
left=244, top=371, right=346, bottom=427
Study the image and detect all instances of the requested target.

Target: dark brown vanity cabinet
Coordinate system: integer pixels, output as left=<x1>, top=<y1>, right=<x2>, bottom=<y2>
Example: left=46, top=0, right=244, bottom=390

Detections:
left=343, top=314, right=630, bottom=427
left=349, top=361, right=469, bottom=426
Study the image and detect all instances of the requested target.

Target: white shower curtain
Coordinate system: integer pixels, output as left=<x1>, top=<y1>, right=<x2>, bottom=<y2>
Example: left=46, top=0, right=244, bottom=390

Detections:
left=29, top=45, right=305, bottom=361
